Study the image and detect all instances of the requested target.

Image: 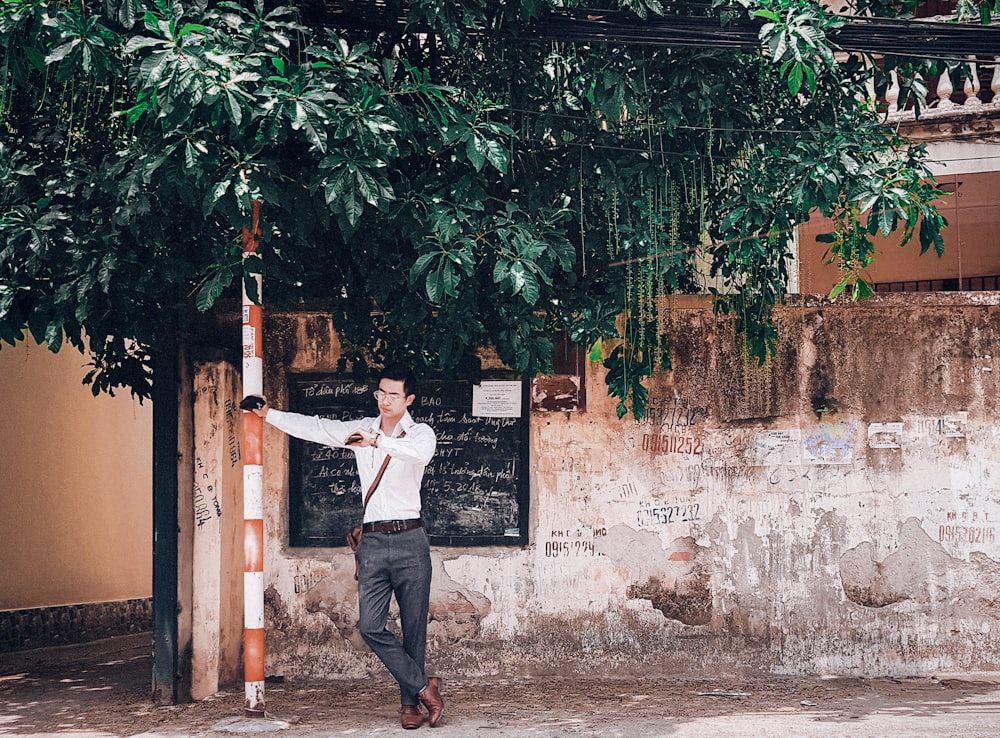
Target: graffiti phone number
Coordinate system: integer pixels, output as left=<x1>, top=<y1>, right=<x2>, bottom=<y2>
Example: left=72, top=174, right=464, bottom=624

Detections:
left=939, top=525, right=996, bottom=545
left=544, top=540, right=597, bottom=557
left=641, top=434, right=703, bottom=455
left=637, top=503, right=701, bottom=527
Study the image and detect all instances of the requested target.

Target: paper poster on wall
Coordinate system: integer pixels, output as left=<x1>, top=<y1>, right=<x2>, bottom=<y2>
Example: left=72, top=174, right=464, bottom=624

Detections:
left=751, top=429, right=802, bottom=465
left=473, top=380, right=522, bottom=417
left=944, top=412, right=968, bottom=438
left=868, top=422, right=903, bottom=449
left=803, top=420, right=857, bottom=464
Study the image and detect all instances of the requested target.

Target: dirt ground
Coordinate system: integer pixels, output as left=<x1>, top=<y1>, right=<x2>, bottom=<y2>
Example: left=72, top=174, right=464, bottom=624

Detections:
left=3, top=634, right=1000, bottom=737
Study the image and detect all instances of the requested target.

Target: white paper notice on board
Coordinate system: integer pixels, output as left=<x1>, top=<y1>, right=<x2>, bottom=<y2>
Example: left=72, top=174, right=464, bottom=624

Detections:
left=473, top=381, right=522, bottom=418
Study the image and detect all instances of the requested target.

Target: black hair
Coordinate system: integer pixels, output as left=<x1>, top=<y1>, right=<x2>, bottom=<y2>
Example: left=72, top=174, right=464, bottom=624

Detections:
left=378, top=364, right=417, bottom=398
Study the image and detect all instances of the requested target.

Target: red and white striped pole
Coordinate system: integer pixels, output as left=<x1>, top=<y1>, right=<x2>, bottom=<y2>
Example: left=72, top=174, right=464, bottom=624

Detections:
left=241, top=200, right=266, bottom=717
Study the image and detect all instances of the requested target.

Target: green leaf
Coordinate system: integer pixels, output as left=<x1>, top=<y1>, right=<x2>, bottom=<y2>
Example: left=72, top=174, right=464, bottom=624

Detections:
left=877, top=207, right=894, bottom=236
left=44, top=320, right=64, bottom=352
left=852, top=279, right=872, bottom=300
left=195, top=266, right=234, bottom=312
left=177, top=23, right=207, bottom=37
left=342, top=182, right=364, bottom=226
left=44, top=41, right=80, bottom=64
left=123, top=35, right=167, bottom=54
left=466, top=134, right=486, bottom=171
left=785, top=61, right=805, bottom=95
left=720, top=206, right=748, bottom=232
left=225, top=91, right=243, bottom=126
left=483, top=138, right=509, bottom=175
left=409, top=252, right=437, bottom=283
left=202, top=179, right=231, bottom=217
left=519, top=270, right=540, bottom=304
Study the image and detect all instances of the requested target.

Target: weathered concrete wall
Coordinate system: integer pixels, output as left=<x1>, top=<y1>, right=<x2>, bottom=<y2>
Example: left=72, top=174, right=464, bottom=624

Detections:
left=192, top=293, right=1000, bottom=684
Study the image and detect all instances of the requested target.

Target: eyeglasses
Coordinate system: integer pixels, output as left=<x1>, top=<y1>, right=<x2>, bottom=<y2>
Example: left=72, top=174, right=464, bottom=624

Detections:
left=373, top=390, right=405, bottom=401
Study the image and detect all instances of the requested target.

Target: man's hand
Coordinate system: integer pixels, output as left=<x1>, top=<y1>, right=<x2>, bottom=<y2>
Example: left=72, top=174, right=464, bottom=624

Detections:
left=240, top=395, right=269, bottom=418
left=346, top=428, right=379, bottom=448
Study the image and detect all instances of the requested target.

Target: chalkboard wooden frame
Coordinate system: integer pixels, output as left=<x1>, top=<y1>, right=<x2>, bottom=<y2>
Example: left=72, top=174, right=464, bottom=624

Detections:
left=287, top=372, right=530, bottom=547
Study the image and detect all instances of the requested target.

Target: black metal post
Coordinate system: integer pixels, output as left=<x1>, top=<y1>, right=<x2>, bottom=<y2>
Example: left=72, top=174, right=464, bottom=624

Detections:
left=152, top=321, right=179, bottom=705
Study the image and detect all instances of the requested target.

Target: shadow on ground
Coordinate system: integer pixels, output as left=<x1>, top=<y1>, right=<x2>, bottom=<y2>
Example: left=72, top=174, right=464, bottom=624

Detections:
left=3, top=634, right=1000, bottom=737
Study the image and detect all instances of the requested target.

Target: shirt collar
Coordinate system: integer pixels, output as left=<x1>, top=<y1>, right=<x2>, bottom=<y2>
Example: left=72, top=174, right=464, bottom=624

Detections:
left=373, top=411, right=414, bottom=437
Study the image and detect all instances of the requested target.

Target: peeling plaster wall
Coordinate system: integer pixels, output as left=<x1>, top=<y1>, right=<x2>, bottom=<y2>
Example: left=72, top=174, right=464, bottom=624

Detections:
left=195, top=293, right=1000, bottom=684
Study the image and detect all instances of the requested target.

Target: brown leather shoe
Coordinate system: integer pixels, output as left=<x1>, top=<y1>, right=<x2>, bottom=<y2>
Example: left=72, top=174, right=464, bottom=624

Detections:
left=417, top=676, right=443, bottom=727
left=400, top=704, right=423, bottom=729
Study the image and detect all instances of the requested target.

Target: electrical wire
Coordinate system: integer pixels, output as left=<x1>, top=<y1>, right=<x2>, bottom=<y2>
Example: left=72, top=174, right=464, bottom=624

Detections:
left=519, top=9, right=1000, bottom=63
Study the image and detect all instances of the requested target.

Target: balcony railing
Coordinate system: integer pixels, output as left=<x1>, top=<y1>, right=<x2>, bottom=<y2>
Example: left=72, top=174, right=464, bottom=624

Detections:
left=885, top=57, right=1000, bottom=120
left=879, top=13, right=1000, bottom=124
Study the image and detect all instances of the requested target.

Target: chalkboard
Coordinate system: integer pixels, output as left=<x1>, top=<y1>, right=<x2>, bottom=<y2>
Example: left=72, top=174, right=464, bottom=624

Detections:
left=287, top=374, right=529, bottom=547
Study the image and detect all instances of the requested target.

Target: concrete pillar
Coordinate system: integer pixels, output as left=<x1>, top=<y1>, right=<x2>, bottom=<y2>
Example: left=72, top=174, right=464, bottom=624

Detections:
left=188, top=361, right=244, bottom=699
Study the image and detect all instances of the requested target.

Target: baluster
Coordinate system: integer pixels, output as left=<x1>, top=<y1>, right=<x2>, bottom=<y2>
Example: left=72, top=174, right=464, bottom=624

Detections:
left=991, top=57, right=1000, bottom=106
left=936, top=66, right=955, bottom=109
left=963, top=57, right=982, bottom=107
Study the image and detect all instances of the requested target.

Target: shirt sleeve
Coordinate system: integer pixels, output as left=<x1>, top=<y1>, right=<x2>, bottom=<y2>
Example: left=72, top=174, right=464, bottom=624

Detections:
left=265, top=409, right=365, bottom=448
left=380, top=422, right=436, bottom=465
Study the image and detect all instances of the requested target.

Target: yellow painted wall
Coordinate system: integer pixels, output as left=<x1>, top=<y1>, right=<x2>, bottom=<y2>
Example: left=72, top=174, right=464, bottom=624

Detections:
left=799, top=170, right=1000, bottom=293
left=0, top=341, right=152, bottom=610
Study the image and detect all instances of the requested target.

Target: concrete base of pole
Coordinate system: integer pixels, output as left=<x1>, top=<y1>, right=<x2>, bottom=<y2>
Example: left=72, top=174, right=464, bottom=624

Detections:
left=212, top=715, right=295, bottom=733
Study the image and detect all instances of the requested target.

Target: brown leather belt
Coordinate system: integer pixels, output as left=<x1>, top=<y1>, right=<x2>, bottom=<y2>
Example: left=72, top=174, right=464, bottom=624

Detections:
left=362, top=518, right=424, bottom=534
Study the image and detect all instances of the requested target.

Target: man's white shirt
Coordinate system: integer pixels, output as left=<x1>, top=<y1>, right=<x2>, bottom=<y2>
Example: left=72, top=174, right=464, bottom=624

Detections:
left=265, top=409, right=436, bottom=522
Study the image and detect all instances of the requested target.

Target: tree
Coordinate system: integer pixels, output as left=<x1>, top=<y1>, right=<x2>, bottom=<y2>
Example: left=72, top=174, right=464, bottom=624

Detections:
left=0, top=0, right=965, bottom=417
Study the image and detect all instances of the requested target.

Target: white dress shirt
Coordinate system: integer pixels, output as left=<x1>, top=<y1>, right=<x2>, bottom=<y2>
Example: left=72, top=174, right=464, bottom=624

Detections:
left=265, top=409, right=436, bottom=522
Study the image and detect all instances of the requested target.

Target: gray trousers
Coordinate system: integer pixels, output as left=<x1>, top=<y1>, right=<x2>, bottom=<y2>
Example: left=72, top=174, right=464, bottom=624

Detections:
left=356, top=527, right=432, bottom=705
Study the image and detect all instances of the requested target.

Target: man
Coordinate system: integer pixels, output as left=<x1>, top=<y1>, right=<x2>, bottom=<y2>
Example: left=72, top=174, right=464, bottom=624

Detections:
left=244, top=365, right=443, bottom=729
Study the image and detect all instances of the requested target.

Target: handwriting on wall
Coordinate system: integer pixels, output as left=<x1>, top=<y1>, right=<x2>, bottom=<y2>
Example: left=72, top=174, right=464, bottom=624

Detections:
left=293, top=567, right=324, bottom=594
left=636, top=397, right=704, bottom=457
left=641, top=433, right=703, bottom=455
left=544, top=539, right=598, bottom=557
left=193, top=456, right=222, bottom=529
left=940, top=510, right=996, bottom=547
left=225, top=398, right=241, bottom=467
left=766, top=466, right=811, bottom=486
left=543, top=526, right=607, bottom=558
left=916, top=413, right=968, bottom=438
left=637, top=397, right=702, bottom=429
left=637, top=498, right=701, bottom=529
left=940, top=524, right=997, bottom=545
left=617, top=395, right=999, bottom=559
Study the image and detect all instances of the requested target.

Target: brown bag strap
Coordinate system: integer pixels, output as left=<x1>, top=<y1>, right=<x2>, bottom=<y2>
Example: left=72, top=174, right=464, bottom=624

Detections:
left=361, top=429, right=405, bottom=511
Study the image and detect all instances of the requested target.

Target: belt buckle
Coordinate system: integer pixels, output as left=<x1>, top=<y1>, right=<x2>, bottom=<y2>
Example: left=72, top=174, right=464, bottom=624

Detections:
left=390, top=520, right=405, bottom=533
